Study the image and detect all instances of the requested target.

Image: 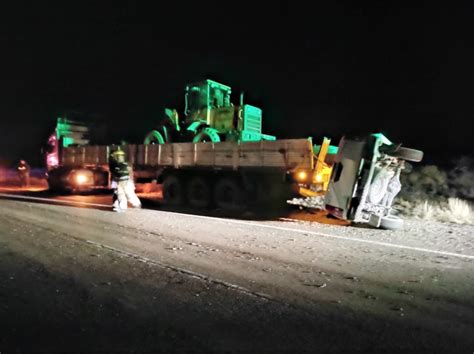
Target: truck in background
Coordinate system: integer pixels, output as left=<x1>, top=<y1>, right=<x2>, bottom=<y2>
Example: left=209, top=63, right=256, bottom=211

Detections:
left=44, top=113, right=110, bottom=192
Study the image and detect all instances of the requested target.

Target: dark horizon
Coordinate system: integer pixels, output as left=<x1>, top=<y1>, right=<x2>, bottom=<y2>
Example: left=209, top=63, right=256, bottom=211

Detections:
left=1, top=2, right=473, bottom=166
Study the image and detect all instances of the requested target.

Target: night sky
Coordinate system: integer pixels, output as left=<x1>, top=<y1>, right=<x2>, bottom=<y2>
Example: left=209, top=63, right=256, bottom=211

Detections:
left=1, top=2, right=473, bottom=166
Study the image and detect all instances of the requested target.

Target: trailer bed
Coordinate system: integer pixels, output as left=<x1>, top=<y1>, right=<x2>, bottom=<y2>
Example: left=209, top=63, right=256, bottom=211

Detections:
left=61, top=139, right=314, bottom=171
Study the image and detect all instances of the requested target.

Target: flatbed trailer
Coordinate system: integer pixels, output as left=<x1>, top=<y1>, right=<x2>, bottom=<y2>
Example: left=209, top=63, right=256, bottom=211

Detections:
left=54, top=138, right=331, bottom=210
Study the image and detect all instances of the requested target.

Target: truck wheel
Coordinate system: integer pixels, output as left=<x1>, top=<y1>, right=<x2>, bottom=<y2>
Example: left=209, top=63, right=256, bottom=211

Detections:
left=162, top=175, right=184, bottom=206
left=380, top=215, right=404, bottom=230
left=390, top=147, right=423, bottom=162
left=187, top=176, right=211, bottom=208
left=47, top=172, right=65, bottom=193
left=193, top=128, right=221, bottom=143
left=214, top=177, right=244, bottom=211
left=47, top=180, right=62, bottom=193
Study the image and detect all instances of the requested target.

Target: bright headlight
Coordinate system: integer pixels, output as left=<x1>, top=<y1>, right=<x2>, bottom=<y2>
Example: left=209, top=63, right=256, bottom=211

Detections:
left=76, top=173, right=88, bottom=184
left=72, top=170, right=93, bottom=185
left=296, top=171, right=308, bottom=182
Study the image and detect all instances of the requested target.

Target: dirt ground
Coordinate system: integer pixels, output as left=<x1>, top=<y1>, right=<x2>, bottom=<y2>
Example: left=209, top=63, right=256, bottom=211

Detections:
left=0, top=187, right=473, bottom=353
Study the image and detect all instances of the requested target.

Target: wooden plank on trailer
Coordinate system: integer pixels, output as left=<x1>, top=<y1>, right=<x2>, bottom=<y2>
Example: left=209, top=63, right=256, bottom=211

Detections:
left=194, top=142, right=215, bottom=166
left=174, top=143, right=194, bottom=167
left=213, top=142, right=237, bottom=167
left=160, top=144, right=173, bottom=166
left=137, top=145, right=145, bottom=165
left=145, top=144, right=160, bottom=166
left=125, top=145, right=136, bottom=165
left=105, top=138, right=314, bottom=170
left=84, top=146, right=97, bottom=164
left=98, top=146, right=109, bottom=164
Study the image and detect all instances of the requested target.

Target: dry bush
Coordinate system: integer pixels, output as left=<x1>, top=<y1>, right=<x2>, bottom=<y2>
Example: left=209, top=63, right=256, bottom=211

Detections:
left=400, top=157, right=474, bottom=201
left=399, top=165, right=449, bottom=201
left=397, top=157, right=474, bottom=224
left=444, top=198, right=474, bottom=223
left=396, top=197, right=474, bottom=225
left=449, top=156, right=474, bottom=199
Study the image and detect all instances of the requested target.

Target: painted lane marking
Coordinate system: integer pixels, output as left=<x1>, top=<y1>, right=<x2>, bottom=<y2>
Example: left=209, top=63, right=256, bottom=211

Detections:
left=1, top=193, right=473, bottom=260
left=168, top=212, right=474, bottom=260
left=0, top=193, right=110, bottom=208
left=0, top=209, right=275, bottom=303
left=85, top=239, right=273, bottom=301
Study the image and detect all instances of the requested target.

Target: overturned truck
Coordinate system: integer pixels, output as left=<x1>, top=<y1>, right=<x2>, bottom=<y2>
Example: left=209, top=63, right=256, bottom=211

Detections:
left=324, top=133, right=423, bottom=230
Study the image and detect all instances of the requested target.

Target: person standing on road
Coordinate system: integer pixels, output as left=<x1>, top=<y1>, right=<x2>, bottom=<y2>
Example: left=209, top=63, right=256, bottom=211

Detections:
left=16, top=159, right=30, bottom=187
left=108, top=148, right=141, bottom=212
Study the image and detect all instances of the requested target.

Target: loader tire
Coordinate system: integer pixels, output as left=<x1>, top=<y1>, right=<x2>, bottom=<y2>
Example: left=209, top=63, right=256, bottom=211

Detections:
left=144, top=130, right=165, bottom=144
left=193, top=128, right=221, bottom=143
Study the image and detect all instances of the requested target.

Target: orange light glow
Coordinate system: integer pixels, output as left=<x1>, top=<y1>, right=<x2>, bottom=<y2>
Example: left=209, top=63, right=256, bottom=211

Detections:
left=297, top=171, right=307, bottom=181
left=75, top=173, right=88, bottom=184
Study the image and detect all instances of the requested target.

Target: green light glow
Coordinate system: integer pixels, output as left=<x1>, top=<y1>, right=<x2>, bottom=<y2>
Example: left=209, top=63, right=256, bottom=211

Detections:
left=62, top=137, right=74, bottom=147
left=372, top=132, right=392, bottom=146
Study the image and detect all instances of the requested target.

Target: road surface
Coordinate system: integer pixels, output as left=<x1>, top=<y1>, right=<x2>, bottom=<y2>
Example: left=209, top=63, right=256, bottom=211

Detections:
left=0, top=188, right=473, bottom=353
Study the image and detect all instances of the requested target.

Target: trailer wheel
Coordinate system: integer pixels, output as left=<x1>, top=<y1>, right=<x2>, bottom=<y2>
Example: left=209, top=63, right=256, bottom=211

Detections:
left=187, top=176, right=211, bottom=208
left=380, top=215, right=404, bottom=230
left=162, top=175, right=184, bottom=206
left=390, top=147, right=423, bottom=162
left=214, top=177, right=244, bottom=211
left=193, top=128, right=221, bottom=143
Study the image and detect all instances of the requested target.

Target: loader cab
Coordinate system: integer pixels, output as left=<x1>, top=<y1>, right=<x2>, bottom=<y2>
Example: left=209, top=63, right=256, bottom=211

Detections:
left=184, top=80, right=232, bottom=123
left=180, top=79, right=275, bottom=142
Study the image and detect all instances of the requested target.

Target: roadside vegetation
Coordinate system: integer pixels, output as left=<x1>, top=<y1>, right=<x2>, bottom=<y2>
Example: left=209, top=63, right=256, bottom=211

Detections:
left=397, top=156, right=474, bottom=225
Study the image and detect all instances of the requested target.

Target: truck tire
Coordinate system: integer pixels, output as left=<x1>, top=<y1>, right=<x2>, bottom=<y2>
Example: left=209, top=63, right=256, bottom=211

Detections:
left=380, top=215, right=404, bottom=230
left=47, top=169, right=67, bottom=193
left=47, top=180, right=63, bottom=193
left=214, top=177, right=244, bottom=211
left=193, top=128, right=221, bottom=143
left=187, top=176, right=211, bottom=208
left=390, top=147, right=423, bottom=162
left=162, top=174, right=184, bottom=206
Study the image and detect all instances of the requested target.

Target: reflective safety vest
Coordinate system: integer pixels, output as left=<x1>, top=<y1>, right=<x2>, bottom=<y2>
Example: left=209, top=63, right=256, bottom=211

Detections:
left=110, top=161, right=130, bottom=182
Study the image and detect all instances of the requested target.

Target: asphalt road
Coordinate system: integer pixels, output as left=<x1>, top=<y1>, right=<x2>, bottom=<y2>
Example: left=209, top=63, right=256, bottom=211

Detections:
left=0, top=188, right=473, bottom=353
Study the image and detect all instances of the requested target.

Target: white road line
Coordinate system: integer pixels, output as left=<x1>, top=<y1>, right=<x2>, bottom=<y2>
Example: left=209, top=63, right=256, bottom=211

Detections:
left=85, top=239, right=274, bottom=301
left=166, top=212, right=474, bottom=260
left=0, top=193, right=110, bottom=208
left=1, top=193, right=473, bottom=261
